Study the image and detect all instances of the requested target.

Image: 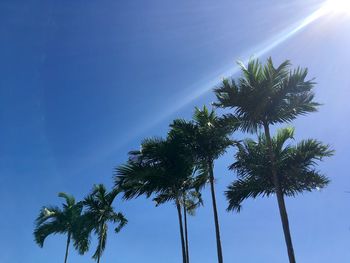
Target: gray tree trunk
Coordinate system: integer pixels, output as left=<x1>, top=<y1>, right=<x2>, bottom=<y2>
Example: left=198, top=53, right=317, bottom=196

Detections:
left=97, top=224, right=104, bottom=263
left=263, top=123, right=296, bottom=263
left=176, top=199, right=187, bottom=263
left=64, top=232, right=71, bottom=263
left=208, top=162, right=224, bottom=263
left=183, top=196, right=189, bottom=263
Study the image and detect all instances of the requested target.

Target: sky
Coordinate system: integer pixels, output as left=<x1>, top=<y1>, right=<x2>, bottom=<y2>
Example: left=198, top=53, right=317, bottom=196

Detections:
left=1, top=0, right=350, bottom=262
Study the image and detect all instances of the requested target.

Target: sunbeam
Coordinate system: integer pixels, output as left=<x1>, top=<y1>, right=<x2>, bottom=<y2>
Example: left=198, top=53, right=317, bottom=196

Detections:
left=322, top=0, right=350, bottom=15
left=147, top=2, right=331, bottom=129
left=78, top=1, right=341, bottom=170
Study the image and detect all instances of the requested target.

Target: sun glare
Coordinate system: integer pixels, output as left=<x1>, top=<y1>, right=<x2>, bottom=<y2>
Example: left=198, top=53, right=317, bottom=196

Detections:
left=322, top=0, right=350, bottom=15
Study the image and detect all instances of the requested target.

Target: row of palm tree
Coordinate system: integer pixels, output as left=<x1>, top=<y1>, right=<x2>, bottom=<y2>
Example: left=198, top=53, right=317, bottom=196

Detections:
left=115, top=105, right=237, bottom=263
left=34, top=185, right=127, bottom=263
left=213, top=58, right=333, bottom=263
left=34, top=57, right=333, bottom=263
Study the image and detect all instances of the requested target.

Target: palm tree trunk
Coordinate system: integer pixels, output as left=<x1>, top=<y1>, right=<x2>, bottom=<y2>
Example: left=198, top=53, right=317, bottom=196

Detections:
left=263, top=123, right=296, bottom=263
left=183, top=195, right=190, bottom=263
left=64, top=232, right=71, bottom=263
left=97, top=225, right=104, bottom=263
left=208, top=162, right=224, bottom=263
left=176, top=198, right=187, bottom=263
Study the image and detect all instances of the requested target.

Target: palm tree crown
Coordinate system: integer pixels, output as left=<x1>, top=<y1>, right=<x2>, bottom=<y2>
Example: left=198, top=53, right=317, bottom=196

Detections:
left=226, top=127, right=333, bottom=211
left=214, top=58, right=319, bottom=132
left=83, top=184, right=127, bottom=263
left=34, top=193, right=89, bottom=263
left=170, top=105, right=237, bottom=164
left=116, top=135, right=196, bottom=201
left=115, top=133, right=198, bottom=263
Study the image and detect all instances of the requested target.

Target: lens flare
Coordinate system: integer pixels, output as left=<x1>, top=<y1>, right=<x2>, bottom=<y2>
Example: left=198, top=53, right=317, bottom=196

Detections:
left=322, top=0, right=350, bottom=15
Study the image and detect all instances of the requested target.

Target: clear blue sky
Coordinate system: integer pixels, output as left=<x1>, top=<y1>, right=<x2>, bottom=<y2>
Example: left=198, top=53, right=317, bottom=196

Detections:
left=1, top=0, right=349, bottom=262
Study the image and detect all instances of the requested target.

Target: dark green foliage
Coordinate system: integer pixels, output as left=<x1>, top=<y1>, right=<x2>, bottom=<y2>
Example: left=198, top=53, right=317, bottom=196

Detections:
left=34, top=193, right=89, bottom=257
left=170, top=106, right=238, bottom=263
left=33, top=57, right=334, bottom=263
left=83, top=184, right=127, bottom=262
left=170, top=106, right=239, bottom=165
left=226, top=128, right=333, bottom=212
left=214, top=57, right=331, bottom=263
left=115, top=130, right=200, bottom=263
left=115, top=134, right=196, bottom=203
left=214, top=58, right=319, bottom=132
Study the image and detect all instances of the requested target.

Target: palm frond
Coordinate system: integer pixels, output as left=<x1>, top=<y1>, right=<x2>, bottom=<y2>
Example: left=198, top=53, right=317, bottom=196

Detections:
left=183, top=190, right=203, bottom=216
left=92, top=224, right=107, bottom=260
left=112, top=212, right=128, bottom=233
left=34, top=219, right=67, bottom=247
left=35, top=206, right=62, bottom=225
left=58, top=192, right=76, bottom=207
left=226, top=177, right=272, bottom=212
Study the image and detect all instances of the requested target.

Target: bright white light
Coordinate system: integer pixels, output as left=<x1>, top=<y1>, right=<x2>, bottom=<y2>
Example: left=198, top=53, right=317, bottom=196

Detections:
left=322, top=0, right=350, bottom=15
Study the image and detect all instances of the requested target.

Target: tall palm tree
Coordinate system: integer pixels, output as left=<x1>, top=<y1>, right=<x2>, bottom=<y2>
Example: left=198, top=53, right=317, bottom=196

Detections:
left=83, top=184, right=127, bottom=263
left=226, top=127, right=333, bottom=211
left=214, top=57, right=322, bottom=263
left=115, top=134, right=198, bottom=263
left=34, top=192, right=89, bottom=263
left=170, top=106, right=238, bottom=263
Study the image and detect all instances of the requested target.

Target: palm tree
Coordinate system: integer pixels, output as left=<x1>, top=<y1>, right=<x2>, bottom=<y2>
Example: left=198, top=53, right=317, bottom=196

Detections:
left=170, top=106, right=238, bottom=263
left=83, top=184, right=127, bottom=263
left=226, top=128, right=332, bottom=241
left=115, top=134, right=198, bottom=263
left=214, top=57, right=323, bottom=263
left=34, top=192, right=89, bottom=263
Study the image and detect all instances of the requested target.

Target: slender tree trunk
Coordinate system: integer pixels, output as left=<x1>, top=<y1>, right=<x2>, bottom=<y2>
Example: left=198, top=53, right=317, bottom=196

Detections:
left=97, top=224, right=104, bottom=263
left=263, top=123, right=296, bottom=263
left=64, top=232, right=71, bottom=263
left=176, top=198, right=187, bottom=263
left=183, top=195, right=190, bottom=263
left=208, top=162, right=224, bottom=263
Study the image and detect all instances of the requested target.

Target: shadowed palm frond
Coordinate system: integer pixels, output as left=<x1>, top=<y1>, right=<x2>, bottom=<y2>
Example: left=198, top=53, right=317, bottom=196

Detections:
left=112, top=212, right=128, bottom=233
left=226, top=178, right=271, bottom=212
left=34, top=219, right=67, bottom=247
